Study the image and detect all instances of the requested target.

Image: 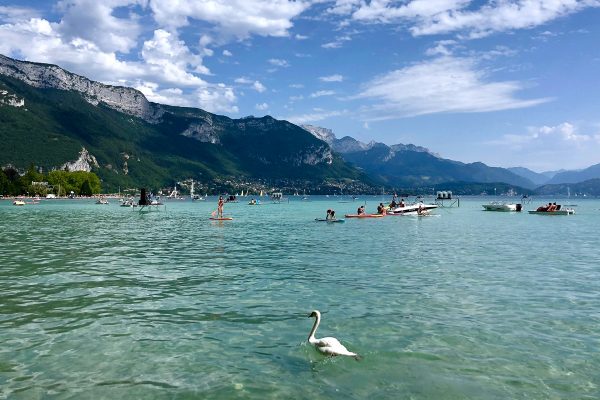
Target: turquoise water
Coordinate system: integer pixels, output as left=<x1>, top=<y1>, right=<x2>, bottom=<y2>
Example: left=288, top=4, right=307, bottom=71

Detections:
left=1, top=196, right=599, bottom=399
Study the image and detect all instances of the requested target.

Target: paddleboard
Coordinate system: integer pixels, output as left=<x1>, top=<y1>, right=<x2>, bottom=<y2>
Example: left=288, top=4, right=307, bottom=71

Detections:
left=344, top=214, right=384, bottom=218
left=315, top=218, right=345, bottom=223
left=209, top=217, right=233, bottom=220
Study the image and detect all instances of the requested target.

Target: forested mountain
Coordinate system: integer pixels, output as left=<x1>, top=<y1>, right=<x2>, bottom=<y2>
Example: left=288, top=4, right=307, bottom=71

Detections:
left=0, top=54, right=370, bottom=192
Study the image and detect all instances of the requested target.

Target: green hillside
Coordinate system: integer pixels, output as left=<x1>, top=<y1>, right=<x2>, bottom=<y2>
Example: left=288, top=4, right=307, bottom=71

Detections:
left=0, top=74, right=368, bottom=192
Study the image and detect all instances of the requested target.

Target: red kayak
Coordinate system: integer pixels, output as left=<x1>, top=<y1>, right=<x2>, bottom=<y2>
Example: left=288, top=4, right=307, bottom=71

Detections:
left=209, top=217, right=233, bottom=220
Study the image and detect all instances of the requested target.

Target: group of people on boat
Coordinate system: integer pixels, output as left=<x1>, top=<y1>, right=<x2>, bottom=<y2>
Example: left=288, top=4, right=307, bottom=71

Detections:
left=326, top=209, right=337, bottom=220
left=536, top=202, right=561, bottom=212
left=388, top=195, right=405, bottom=209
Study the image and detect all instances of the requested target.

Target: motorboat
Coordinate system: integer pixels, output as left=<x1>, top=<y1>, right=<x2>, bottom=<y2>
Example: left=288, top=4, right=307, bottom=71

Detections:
left=387, top=202, right=438, bottom=215
left=13, top=200, right=25, bottom=206
left=95, top=197, right=109, bottom=205
left=120, top=198, right=137, bottom=207
left=482, top=202, right=522, bottom=212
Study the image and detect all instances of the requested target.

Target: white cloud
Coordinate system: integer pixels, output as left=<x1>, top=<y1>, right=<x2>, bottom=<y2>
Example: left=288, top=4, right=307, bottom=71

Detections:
left=195, top=84, right=239, bottom=113
left=235, top=77, right=266, bottom=92
left=285, top=109, right=347, bottom=124
left=252, top=80, right=267, bottom=92
left=136, top=80, right=238, bottom=113
left=355, top=56, right=550, bottom=120
left=499, top=122, right=594, bottom=145
left=319, top=74, right=344, bottom=82
left=289, top=94, right=304, bottom=101
left=222, top=49, right=232, bottom=56
left=321, top=34, right=352, bottom=49
left=487, top=122, right=600, bottom=170
left=141, top=29, right=211, bottom=84
left=425, top=39, right=457, bottom=56
left=289, top=83, right=304, bottom=88
left=310, top=90, right=336, bottom=98
left=295, top=33, right=308, bottom=39
left=411, top=0, right=600, bottom=38
left=329, top=0, right=600, bottom=39
left=327, top=0, right=361, bottom=15
left=322, top=41, right=343, bottom=49
left=0, top=6, right=41, bottom=23
left=56, top=0, right=144, bottom=53
left=268, top=58, right=290, bottom=67
left=0, top=18, right=239, bottom=114
left=255, top=102, right=269, bottom=110
left=149, top=0, right=310, bottom=41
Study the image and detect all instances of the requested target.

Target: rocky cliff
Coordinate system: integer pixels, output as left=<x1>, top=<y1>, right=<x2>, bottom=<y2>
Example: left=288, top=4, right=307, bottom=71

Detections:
left=0, top=54, right=159, bottom=121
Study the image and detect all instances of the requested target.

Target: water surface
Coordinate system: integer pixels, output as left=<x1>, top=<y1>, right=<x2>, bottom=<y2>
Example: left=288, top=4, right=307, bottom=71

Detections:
left=1, top=197, right=599, bottom=399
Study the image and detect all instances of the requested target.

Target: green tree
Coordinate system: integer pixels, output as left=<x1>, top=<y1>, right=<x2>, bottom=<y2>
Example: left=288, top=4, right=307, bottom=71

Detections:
left=0, top=169, right=9, bottom=195
left=80, top=179, right=93, bottom=196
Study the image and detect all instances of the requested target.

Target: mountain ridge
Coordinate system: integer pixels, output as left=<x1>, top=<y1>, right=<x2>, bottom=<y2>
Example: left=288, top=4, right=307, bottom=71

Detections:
left=546, top=163, right=600, bottom=184
left=0, top=54, right=371, bottom=192
left=302, top=124, right=536, bottom=189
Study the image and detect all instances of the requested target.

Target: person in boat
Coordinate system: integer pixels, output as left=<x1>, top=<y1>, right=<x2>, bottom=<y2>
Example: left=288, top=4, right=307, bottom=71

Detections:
left=377, top=203, right=387, bottom=215
left=536, top=202, right=553, bottom=212
left=217, top=196, right=225, bottom=218
left=390, top=199, right=397, bottom=208
left=399, top=198, right=405, bottom=208
left=249, top=198, right=256, bottom=205
left=417, top=204, right=427, bottom=215
left=357, top=205, right=365, bottom=215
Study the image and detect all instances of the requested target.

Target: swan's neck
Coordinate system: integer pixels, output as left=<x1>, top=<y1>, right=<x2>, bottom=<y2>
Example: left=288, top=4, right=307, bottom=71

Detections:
left=308, top=314, right=320, bottom=341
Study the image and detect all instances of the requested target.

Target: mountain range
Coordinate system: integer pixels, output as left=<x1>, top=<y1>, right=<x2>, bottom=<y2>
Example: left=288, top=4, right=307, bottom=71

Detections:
left=302, top=125, right=537, bottom=189
left=0, top=54, right=369, bottom=193
left=1, top=53, right=599, bottom=195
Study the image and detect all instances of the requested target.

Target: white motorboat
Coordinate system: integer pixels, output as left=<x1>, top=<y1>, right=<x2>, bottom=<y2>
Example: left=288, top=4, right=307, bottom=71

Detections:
left=482, top=202, right=521, bottom=212
left=388, top=202, right=438, bottom=215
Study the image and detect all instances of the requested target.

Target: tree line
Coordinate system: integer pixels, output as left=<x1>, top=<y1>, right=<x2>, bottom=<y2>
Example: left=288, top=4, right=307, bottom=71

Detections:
left=0, top=166, right=102, bottom=196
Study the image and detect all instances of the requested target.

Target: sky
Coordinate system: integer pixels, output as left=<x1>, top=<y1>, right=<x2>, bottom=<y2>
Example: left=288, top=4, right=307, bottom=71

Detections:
left=1, top=0, right=600, bottom=172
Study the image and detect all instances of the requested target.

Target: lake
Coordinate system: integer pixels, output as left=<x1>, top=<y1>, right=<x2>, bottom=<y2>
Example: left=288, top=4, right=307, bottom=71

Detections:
left=1, top=196, right=599, bottom=399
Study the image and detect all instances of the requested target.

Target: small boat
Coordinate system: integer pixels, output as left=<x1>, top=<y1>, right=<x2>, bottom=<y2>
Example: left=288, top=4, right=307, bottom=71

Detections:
left=344, top=214, right=385, bottom=218
left=13, top=200, right=25, bottom=206
left=528, top=209, right=575, bottom=215
left=482, top=202, right=522, bottom=212
left=95, top=198, right=109, bottom=205
left=120, top=198, right=137, bottom=207
left=529, top=204, right=574, bottom=215
left=388, top=202, right=438, bottom=215
left=209, top=217, right=233, bottom=221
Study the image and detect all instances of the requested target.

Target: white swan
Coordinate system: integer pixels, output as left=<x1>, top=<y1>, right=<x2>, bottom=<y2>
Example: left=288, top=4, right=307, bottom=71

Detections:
left=307, top=310, right=358, bottom=358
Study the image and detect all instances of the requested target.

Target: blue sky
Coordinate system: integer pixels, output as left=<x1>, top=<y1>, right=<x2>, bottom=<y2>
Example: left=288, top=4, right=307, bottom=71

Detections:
left=1, top=1, right=599, bottom=171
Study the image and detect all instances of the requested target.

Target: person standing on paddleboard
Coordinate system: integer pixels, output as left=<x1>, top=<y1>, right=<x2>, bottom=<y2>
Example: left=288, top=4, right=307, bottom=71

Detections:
left=217, top=196, right=225, bottom=218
